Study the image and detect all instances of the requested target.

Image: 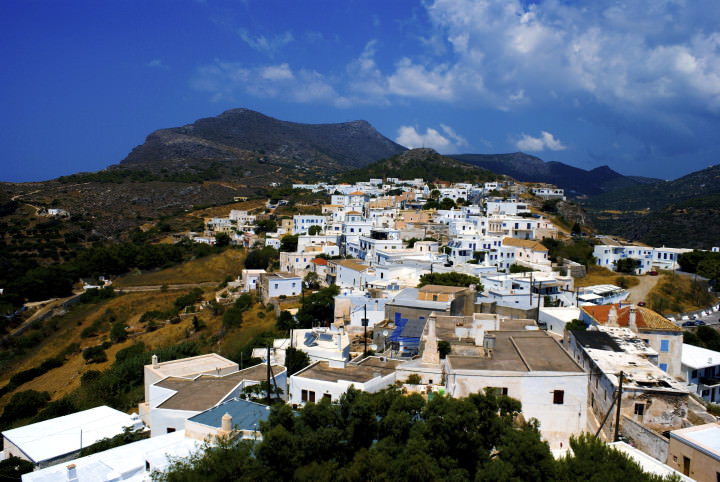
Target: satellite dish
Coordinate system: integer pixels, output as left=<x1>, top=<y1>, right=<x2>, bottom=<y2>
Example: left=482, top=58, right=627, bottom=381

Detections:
left=382, top=330, right=389, bottom=337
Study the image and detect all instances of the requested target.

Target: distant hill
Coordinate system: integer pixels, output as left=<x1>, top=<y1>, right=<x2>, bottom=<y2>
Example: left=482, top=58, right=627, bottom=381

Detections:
left=340, top=148, right=498, bottom=185
left=121, top=108, right=406, bottom=173
left=452, top=152, right=656, bottom=197
left=583, top=165, right=720, bottom=249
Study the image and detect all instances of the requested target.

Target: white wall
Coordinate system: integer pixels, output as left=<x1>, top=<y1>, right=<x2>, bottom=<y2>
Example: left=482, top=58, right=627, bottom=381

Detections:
left=447, top=369, right=588, bottom=450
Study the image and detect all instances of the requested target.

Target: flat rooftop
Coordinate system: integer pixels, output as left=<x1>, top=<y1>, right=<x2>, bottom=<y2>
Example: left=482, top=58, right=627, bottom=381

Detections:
left=295, top=357, right=400, bottom=383
left=2, top=406, right=139, bottom=464
left=447, top=331, right=582, bottom=373
left=156, top=364, right=285, bottom=411
left=584, top=348, right=687, bottom=393
left=148, top=353, right=238, bottom=379
left=670, top=423, right=720, bottom=460
left=188, top=398, right=270, bottom=430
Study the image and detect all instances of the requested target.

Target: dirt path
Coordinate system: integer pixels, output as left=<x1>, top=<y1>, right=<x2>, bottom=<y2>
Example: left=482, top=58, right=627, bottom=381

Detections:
left=627, top=274, right=662, bottom=304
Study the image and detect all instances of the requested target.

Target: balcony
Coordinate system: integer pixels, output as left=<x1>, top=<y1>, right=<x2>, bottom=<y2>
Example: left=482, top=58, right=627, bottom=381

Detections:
left=700, top=376, right=720, bottom=388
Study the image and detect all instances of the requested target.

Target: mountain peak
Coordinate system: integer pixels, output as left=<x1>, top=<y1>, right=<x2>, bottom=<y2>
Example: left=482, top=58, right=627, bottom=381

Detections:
left=121, top=108, right=405, bottom=169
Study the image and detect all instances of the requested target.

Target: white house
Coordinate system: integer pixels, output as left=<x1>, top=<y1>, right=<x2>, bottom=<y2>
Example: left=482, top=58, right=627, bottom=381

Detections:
left=443, top=329, right=588, bottom=450
left=240, top=269, right=266, bottom=292
left=258, top=273, right=302, bottom=303
left=292, top=215, right=327, bottom=235
left=288, top=357, right=399, bottom=407
left=681, top=343, right=720, bottom=404
left=2, top=406, right=144, bottom=468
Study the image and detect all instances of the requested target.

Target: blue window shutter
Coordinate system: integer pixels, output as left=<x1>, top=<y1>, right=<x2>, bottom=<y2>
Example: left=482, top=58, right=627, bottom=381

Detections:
left=659, top=363, right=668, bottom=372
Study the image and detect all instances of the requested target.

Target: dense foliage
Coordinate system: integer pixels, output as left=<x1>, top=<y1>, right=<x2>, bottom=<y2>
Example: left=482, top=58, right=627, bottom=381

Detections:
left=684, top=326, right=720, bottom=352
left=244, top=247, right=279, bottom=270
left=541, top=238, right=597, bottom=267
left=679, top=250, right=720, bottom=284
left=295, top=285, right=340, bottom=328
left=154, top=387, right=673, bottom=482
left=340, top=152, right=497, bottom=185
left=417, top=272, right=482, bottom=290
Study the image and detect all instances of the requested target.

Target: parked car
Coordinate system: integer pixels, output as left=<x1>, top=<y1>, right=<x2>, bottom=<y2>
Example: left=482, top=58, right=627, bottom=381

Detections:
left=695, top=320, right=706, bottom=326
left=637, top=301, right=646, bottom=307
left=648, top=270, right=658, bottom=276
left=682, top=321, right=695, bottom=327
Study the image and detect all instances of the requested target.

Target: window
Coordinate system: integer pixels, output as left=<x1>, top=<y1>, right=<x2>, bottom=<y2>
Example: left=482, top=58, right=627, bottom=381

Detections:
left=274, top=283, right=278, bottom=289
left=634, top=403, right=645, bottom=416
left=323, top=393, right=332, bottom=401
left=166, top=427, right=176, bottom=433
left=660, top=363, right=668, bottom=372
left=301, top=389, right=308, bottom=402
left=692, top=370, right=698, bottom=379
left=660, top=340, right=670, bottom=352
left=487, top=387, right=508, bottom=396
left=553, top=390, right=564, bottom=404
left=309, top=391, right=316, bottom=402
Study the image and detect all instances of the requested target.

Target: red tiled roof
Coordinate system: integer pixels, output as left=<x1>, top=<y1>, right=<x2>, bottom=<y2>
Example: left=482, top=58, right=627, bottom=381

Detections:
left=311, top=258, right=328, bottom=265
left=581, top=304, right=680, bottom=332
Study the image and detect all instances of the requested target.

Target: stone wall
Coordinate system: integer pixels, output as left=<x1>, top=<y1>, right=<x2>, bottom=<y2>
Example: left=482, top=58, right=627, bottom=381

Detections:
left=621, top=415, right=669, bottom=462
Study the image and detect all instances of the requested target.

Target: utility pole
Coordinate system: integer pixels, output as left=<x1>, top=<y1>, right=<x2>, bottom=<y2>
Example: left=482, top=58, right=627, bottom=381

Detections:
left=529, top=272, right=533, bottom=304
left=614, top=371, right=624, bottom=442
left=535, top=281, right=541, bottom=324
left=362, top=304, right=369, bottom=357
left=266, top=345, right=272, bottom=406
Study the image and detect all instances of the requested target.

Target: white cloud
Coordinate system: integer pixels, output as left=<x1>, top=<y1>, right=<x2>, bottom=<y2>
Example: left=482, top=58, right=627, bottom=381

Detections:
left=191, top=60, right=337, bottom=104
left=146, top=59, right=168, bottom=69
left=516, top=131, right=567, bottom=152
left=261, top=64, right=294, bottom=81
left=237, top=29, right=294, bottom=54
left=396, top=125, right=467, bottom=153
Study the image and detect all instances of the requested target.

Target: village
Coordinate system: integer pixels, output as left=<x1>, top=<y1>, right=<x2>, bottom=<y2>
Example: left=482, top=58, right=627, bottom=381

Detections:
left=4, top=176, right=720, bottom=481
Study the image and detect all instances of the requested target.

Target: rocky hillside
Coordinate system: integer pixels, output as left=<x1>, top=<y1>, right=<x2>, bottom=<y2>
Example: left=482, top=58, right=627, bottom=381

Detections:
left=121, top=108, right=406, bottom=172
left=453, top=152, right=659, bottom=197
left=583, top=164, right=720, bottom=248
left=341, top=148, right=498, bottom=184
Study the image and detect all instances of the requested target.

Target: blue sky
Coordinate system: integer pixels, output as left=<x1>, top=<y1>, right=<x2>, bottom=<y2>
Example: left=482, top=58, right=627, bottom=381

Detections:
left=2, top=0, right=720, bottom=183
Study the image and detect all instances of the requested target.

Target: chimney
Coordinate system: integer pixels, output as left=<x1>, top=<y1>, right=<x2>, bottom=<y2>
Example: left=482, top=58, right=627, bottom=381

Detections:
left=67, top=464, right=78, bottom=481
left=151, top=354, right=158, bottom=368
left=422, top=314, right=440, bottom=365
left=607, top=306, right=619, bottom=327
left=221, top=412, right=232, bottom=433
left=629, top=306, right=637, bottom=331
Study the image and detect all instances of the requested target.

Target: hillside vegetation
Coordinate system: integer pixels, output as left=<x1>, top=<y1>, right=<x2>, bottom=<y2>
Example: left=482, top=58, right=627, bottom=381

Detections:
left=341, top=148, right=498, bottom=185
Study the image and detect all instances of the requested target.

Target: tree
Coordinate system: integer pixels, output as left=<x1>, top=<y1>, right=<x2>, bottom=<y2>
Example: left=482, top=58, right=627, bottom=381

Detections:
left=307, top=225, right=322, bottom=236
left=222, top=306, right=244, bottom=330
left=304, top=271, right=320, bottom=290
left=422, top=199, right=439, bottom=210
left=82, top=345, right=108, bottom=364
left=418, top=272, right=482, bottom=290
left=439, top=197, right=456, bottom=210
left=616, top=257, right=640, bottom=273
left=110, top=321, right=128, bottom=343
left=0, top=456, right=35, bottom=481
left=557, top=433, right=670, bottom=481
left=285, top=347, right=311, bottom=376
left=214, top=232, right=231, bottom=247
left=437, top=341, right=451, bottom=359
left=0, top=390, right=51, bottom=424
left=509, top=263, right=533, bottom=274
left=280, top=234, right=299, bottom=252
left=244, top=246, right=279, bottom=269
left=276, top=310, right=296, bottom=331
left=254, top=219, right=277, bottom=235
left=565, top=319, right=587, bottom=331
left=295, top=285, right=340, bottom=328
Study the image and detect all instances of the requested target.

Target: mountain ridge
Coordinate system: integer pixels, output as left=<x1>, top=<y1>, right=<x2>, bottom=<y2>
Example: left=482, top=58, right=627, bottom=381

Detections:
left=121, top=108, right=406, bottom=171
left=452, top=152, right=659, bottom=197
